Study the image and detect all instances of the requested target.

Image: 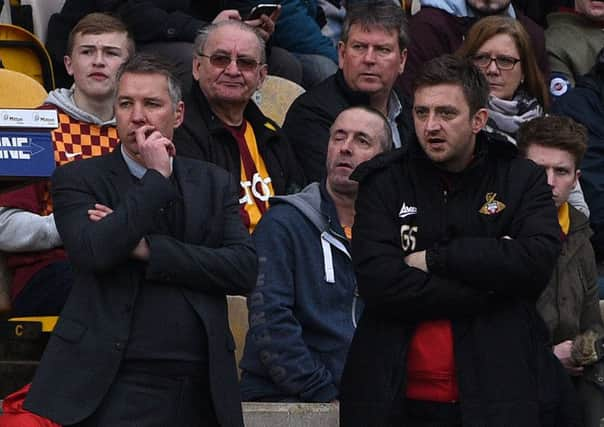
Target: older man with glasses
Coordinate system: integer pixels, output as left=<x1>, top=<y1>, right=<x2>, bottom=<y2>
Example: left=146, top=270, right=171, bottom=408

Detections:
left=174, top=20, right=304, bottom=233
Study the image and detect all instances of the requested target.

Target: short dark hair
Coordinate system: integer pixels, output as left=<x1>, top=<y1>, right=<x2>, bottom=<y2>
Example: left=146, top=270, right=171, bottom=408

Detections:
left=412, top=54, right=489, bottom=115
left=517, top=116, right=588, bottom=169
left=341, top=1, right=408, bottom=50
left=67, top=13, right=134, bottom=57
left=116, top=53, right=182, bottom=108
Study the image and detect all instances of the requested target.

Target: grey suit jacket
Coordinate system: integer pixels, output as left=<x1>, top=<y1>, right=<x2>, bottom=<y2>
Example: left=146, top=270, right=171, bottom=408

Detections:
left=25, top=147, right=257, bottom=426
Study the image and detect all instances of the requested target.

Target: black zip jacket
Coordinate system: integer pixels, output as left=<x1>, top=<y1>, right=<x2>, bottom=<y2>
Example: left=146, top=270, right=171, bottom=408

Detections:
left=282, top=69, right=413, bottom=183
left=339, top=134, right=581, bottom=426
left=174, top=83, right=305, bottom=197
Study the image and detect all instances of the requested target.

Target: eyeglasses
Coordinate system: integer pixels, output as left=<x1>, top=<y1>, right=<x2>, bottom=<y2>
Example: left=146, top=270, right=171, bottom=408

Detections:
left=472, top=54, right=521, bottom=70
left=198, top=53, right=262, bottom=72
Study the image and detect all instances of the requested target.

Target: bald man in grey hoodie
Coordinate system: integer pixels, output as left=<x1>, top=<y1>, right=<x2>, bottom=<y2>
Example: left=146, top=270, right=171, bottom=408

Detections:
left=0, top=13, right=133, bottom=316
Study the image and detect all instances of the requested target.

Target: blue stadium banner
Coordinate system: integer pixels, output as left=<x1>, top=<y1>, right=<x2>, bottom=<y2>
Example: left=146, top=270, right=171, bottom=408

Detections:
left=0, top=130, right=55, bottom=178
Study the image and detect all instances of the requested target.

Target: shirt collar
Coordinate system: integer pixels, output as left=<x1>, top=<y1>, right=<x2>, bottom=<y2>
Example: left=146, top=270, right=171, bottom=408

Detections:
left=120, top=144, right=148, bottom=179
left=387, top=91, right=403, bottom=148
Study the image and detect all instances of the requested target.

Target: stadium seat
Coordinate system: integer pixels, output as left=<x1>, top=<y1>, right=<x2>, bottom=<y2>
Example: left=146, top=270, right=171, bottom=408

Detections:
left=252, top=75, right=305, bottom=127
left=0, top=23, right=54, bottom=90
left=0, top=316, right=55, bottom=397
left=227, top=295, right=249, bottom=374
left=0, top=253, right=10, bottom=317
left=0, top=295, right=250, bottom=393
left=0, top=68, right=47, bottom=107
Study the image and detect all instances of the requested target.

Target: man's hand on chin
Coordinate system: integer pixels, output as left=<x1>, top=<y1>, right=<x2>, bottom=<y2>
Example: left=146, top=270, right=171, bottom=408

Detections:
left=135, top=125, right=175, bottom=178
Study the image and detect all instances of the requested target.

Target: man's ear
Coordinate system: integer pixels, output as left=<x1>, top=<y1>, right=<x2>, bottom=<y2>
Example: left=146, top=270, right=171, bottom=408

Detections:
left=471, top=108, right=488, bottom=134
left=192, top=55, right=202, bottom=82
left=574, top=169, right=581, bottom=187
left=399, top=48, right=408, bottom=75
left=64, top=55, right=74, bottom=76
left=174, top=101, right=185, bottom=128
left=257, top=64, right=268, bottom=89
left=337, top=41, right=345, bottom=69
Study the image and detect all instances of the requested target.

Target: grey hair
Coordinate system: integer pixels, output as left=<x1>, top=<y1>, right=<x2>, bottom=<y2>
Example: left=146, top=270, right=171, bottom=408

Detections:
left=194, top=21, right=266, bottom=64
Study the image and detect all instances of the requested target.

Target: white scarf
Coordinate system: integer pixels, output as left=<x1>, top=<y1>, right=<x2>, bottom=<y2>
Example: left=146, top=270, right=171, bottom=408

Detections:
left=487, top=92, right=543, bottom=136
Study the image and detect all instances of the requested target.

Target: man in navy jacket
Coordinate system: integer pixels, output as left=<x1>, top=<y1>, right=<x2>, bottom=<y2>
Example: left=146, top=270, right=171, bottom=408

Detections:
left=240, top=106, right=390, bottom=402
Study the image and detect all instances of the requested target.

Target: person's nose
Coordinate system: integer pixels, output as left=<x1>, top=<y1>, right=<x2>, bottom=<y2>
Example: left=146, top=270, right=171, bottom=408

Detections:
left=546, top=169, right=555, bottom=188
left=223, top=58, right=242, bottom=75
left=340, top=137, right=354, bottom=154
left=424, top=112, right=441, bottom=134
left=485, top=58, right=500, bottom=75
left=362, top=47, right=377, bottom=64
left=92, top=49, right=105, bottom=67
left=130, top=102, right=146, bottom=125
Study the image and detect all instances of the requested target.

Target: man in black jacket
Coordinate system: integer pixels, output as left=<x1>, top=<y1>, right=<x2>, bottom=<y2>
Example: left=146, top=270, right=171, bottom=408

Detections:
left=24, top=54, right=256, bottom=427
left=340, top=55, right=580, bottom=426
left=281, top=0, right=414, bottom=183
left=174, top=20, right=304, bottom=232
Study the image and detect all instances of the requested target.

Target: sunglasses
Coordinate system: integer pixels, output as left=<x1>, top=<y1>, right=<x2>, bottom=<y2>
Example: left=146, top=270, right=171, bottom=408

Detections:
left=198, top=53, right=262, bottom=72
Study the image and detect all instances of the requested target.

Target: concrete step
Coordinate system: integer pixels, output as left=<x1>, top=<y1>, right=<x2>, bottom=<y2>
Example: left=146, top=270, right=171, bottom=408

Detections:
left=242, top=402, right=339, bottom=427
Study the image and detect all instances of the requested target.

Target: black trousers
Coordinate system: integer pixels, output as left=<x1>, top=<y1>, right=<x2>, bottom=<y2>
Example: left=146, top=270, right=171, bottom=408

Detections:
left=68, top=368, right=218, bottom=427
left=394, top=399, right=462, bottom=427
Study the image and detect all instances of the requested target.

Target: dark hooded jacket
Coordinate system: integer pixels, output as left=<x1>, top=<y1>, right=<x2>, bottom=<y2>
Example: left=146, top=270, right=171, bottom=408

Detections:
left=552, top=54, right=604, bottom=261
left=240, top=182, right=361, bottom=402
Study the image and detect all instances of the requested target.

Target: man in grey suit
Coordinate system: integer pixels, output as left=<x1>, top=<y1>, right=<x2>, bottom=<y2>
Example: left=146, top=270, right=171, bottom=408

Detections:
left=23, top=53, right=257, bottom=427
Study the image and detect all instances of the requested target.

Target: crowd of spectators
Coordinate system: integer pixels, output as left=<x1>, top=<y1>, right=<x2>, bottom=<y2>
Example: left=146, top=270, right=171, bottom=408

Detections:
left=2, top=0, right=604, bottom=425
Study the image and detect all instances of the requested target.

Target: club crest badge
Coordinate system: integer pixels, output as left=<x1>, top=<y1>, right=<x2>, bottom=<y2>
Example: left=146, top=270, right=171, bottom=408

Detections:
left=479, top=192, right=506, bottom=215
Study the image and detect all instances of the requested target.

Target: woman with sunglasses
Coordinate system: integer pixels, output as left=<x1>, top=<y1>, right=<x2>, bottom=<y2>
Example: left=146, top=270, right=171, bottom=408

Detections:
left=457, top=15, right=550, bottom=146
